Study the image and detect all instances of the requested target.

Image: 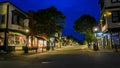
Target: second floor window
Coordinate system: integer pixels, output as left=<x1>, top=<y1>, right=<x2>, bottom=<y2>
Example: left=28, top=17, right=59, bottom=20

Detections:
left=112, top=11, right=120, bottom=23
left=0, top=14, right=5, bottom=24
left=12, top=15, right=19, bottom=25
left=12, top=11, right=25, bottom=27
left=100, top=0, right=104, bottom=10
left=111, top=0, right=120, bottom=3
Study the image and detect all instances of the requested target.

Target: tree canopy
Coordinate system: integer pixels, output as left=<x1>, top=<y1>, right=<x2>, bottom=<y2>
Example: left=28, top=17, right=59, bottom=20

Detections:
left=74, top=14, right=97, bottom=42
left=30, top=6, right=66, bottom=37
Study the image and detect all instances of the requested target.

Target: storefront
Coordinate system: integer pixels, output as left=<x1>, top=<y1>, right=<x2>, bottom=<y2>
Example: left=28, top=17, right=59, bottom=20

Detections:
left=28, top=36, right=38, bottom=48
left=8, top=32, right=26, bottom=50
left=37, top=38, right=47, bottom=52
left=0, top=31, right=27, bottom=51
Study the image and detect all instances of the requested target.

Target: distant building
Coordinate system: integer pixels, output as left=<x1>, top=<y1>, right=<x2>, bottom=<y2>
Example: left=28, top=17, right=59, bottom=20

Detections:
left=99, top=0, right=120, bottom=48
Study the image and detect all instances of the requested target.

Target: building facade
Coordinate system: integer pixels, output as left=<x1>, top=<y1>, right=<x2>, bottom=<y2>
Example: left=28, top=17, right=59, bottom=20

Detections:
left=0, top=2, right=29, bottom=52
left=99, top=0, right=120, bottom=48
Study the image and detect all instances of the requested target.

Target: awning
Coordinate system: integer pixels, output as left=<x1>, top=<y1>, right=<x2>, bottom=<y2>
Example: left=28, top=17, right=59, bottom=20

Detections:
left=36, top=34, right=48, bottom=41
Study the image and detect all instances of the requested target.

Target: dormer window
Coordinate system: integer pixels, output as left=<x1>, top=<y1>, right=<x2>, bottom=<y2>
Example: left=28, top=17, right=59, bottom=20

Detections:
left=111, top=0, right=120, bottom=3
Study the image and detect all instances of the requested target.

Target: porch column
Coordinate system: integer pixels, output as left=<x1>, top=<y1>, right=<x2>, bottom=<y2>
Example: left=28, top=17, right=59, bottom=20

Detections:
left=4, top=5, right=9, bottom=52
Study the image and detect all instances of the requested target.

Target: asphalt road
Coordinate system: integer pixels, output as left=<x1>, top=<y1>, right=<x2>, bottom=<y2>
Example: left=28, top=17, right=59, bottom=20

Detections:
left=0, top=45, right=120, bottom=68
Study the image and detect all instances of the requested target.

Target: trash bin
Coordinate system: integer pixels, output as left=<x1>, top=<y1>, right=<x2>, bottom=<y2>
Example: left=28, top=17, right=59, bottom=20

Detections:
left=93, top=43, right=98, bottom=51
left=23, top=46, right=28, bottom=53
left=46, top=45, right=50, bottom=51
left=114, top=45, right=118, bottom=52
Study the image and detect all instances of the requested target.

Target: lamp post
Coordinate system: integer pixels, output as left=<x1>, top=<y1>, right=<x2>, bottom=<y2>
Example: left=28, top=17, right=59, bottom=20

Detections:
left=93, top=26, right=99, bottom=50
left=24, top=29, right=29, bottom=53
left=24, top=19, right=29, bottom=53
left=93, top=26, right=99, bottom=38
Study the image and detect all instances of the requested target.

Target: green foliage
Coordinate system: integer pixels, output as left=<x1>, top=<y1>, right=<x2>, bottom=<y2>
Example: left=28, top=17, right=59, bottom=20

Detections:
left=33, top=6, right=66, bottom=37
left=73, top=14, right=97, bottom=42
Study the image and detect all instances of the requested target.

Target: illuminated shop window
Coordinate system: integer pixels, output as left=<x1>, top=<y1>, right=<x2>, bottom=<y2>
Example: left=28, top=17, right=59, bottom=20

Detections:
left=34, top=38, right=38, bottom=47
left=0, top=36, right=4, bottom=46
left=8, top=33, right=26, bottom=46
left=15, top=35, right=26, bottom=46
left=0, top=33, right=4, bottom=46
left=8, top=34, right=15, bottom=46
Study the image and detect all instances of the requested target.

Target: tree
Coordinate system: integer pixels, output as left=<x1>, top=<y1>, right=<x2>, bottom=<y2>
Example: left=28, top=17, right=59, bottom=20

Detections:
left=73, top=14, right=97, bottom=43
left=33, top=6, right=66, bottom=37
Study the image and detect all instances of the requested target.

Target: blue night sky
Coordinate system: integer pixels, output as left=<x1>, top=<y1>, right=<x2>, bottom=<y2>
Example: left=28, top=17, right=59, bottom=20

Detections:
left=0, top=0, right=100, bottom=41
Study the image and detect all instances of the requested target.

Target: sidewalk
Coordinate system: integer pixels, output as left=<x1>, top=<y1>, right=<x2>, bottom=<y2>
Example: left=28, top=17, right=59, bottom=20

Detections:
left=0, top=45, right=71, bottom=60
left=1, top=45, right=120, bottom=61
left=92, top=48, right=120, bottom=53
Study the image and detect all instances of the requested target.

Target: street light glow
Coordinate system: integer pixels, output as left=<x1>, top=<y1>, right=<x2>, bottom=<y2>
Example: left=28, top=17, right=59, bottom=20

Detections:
left=26, top=29, right=29, bottom=33
left=93, top=26, right=99, bottom=32
left=104, top=11, right=112, bottom=17
left=94, top=28, right=98, bottom=32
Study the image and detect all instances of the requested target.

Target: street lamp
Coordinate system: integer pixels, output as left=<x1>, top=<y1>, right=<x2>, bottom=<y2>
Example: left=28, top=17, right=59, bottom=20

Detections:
left=93, top=26, right=99, bottom=50
left=93, top=26, right=99, bottom=44
left=24, top=19, right=29, bottom=53
left=104, top=11, right=112, bottom=17
left=93, top=26, right=99, bottom=37
left=24, top=28, right=30, bottom=53
left=26, top=29, right=29, bottom=33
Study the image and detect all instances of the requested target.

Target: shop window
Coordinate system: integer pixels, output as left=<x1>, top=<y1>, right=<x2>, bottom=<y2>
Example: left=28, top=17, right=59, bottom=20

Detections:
left=8, top=34, right=26, bottom=46
left=0, top=34, right=4, bottom=46
left=15, top=35, right=26, bottom=46
left=0, top=38, right=4, bottom=46
left=34, top=38, right=38, bottom=47
left=15, top=37, right=19, bottom=44
left=8, top=35, right=15, bottom=46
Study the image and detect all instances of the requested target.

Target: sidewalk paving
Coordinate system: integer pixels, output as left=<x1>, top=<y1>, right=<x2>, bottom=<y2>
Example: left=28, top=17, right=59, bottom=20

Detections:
left=0, top=45, right=72, bottom=60
left=1, top=45, right=120, bottom=61
left=89, top=48, right=120, bottom=53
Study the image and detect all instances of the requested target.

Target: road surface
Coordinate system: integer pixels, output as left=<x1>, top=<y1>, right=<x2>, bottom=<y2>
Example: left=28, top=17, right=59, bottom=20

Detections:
left=0, top=45, right=120, bottom=68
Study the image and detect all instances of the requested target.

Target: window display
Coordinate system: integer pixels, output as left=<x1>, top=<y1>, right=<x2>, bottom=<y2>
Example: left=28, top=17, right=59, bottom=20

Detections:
left=8, top=33, right=26, bottom=46
left=0, top=32, right=4, bottom=46
left=0, top=37, right=3, bottom=46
